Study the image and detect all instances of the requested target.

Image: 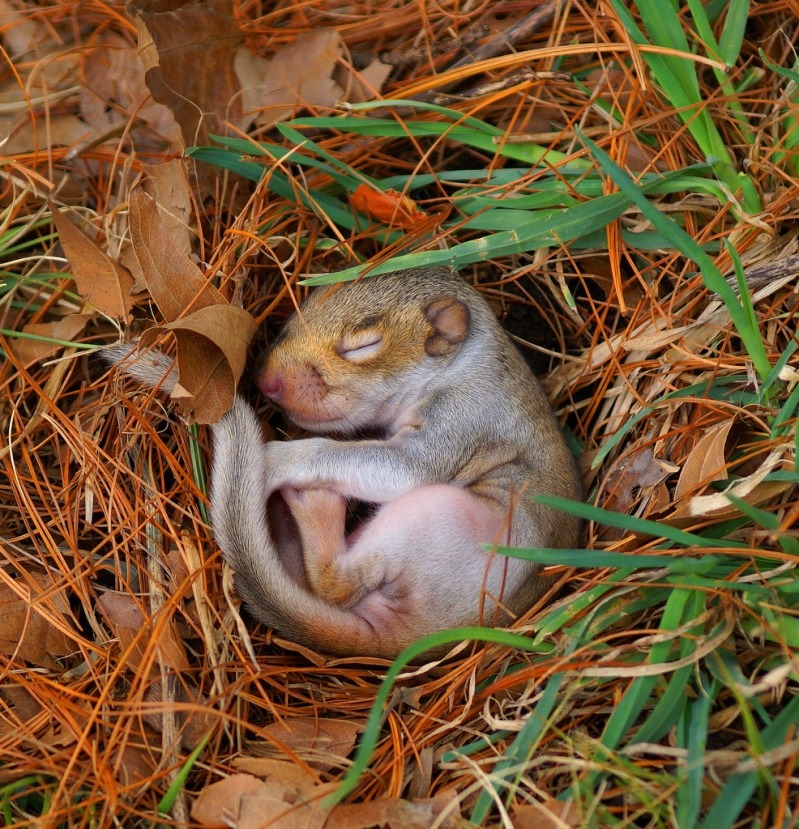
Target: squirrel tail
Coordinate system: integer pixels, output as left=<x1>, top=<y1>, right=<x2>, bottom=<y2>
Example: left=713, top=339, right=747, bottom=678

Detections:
left=210, top=398, right=394, bottom=657
left=101, top=344, right=180, bottom=394
left=104, top=344, right=392, bottom=658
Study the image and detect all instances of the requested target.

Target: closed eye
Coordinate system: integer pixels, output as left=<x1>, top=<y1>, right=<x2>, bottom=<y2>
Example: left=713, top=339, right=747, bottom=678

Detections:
left=337, top=330, right=383, bottom=362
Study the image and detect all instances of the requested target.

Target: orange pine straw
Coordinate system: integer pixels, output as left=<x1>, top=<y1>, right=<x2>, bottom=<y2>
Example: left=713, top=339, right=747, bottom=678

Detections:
left=0, top=0, right=797, bottom=824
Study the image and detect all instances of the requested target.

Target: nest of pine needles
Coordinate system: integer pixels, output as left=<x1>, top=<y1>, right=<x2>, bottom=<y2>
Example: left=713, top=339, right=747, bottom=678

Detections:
left=0, top=0, right=797, bottom=826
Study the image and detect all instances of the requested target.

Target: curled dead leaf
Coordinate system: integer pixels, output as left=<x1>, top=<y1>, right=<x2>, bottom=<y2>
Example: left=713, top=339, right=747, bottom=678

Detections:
left=664, top=445, right=792, bottom=527
left=139, top=304, right=257, bottom=423
left=127, top=183, right=258, bottom=420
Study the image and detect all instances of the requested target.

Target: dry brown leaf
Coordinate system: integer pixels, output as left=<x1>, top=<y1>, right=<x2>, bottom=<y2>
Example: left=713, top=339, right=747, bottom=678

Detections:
left=511, top=795, right=583, bottom=829
left=80, top=33, right=180, bottom=147
left=128, top=186, right=256, bottom=422
left=96, top=592, right=191, bottom=676
left=327, top=796, right=462, bottom=829
left=0, top=573, right=76, bottom=669
left=665, top=446, right=792, bottom=525
left=255, top=717, right=364, bottom=772
left=140, top=161, right=195, bottom=256
left=334, top=57, right=392, bottom=104
left=118, top=3, right=387, bottom=149
left=191, top=774, right=266, bottom=827
left=0, top=683, right=43, bottom=725
left=37, top=719, right=80, bottom=749
left=681, top=449, right=791, bottom=518
left=231, top=757, right=320, bottom=789
left=0, top=0, right=79, bottom=90
left=673, top=421, right=733, bottom=502
left=191, top=773, right=334, bottom=829
left=251, top=29, right=345, bottom=128
left=0, top=0, right=41, bottom=57
left=602, top=446, right=669, bottom=516
left=164, top=549, right=191, bottom=598
left=238, top=30, right=389, bottom=127
left=130, top=0, right=245, bottom=147
left=140, top=304, right=257, bottom=423
left=51, top=207, right=135, bottom=320
left=121, top=162, right=195, bottom=291
left=115, top=744, right=158, bottom=788
left=1, top=114, right=91, bottom=155
left=233, top=47, right=272, bottom=123
left=10, top=313, right=93, bottom=364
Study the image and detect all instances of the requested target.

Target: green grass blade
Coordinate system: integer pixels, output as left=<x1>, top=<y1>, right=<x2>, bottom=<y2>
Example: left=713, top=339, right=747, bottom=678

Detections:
left=632, top=592, right=713, bottom=747
left=575, top=129, right=771, bottom=380
left=188, top=147, right=361, bottom=230
left=533, top=495, right=748, bottom=550
left=470, top=674, right=566, bottom=823
left=770, top=379, right=799, bottom=442
left=329, top=627, right=550, bottom=806
left=725, top=495, right=799, bottom=555
left=533, top=570, right=646, bottom=641
left=599, top=588, right=698, bottom=751
left=156, top=733, right=209, bottom=813
left=274, top=124, right=374, bottom=188
left=291, top=115, right=572, bottom=167
left=188, top=422, right=209, bottom=525
left=717, top=0, right=749, bottom=67
left=633, top=665, right=693, bottom=744
left=756, top=339, right=797, bottom=404
left=497, top=546, right=728, bottom=573
left=676, top=674, right=715, bottom=829
left=699, top=694, right=799, bottom=828
left=207, top=133, right=367, bottom=189
left=609, top=0, right=759, bottom=209
left=302, top=191, right=634, bottom=284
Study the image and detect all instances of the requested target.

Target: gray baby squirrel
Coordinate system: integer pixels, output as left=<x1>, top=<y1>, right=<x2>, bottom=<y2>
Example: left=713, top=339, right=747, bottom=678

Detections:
left=105, top=268, right=581, bottom=658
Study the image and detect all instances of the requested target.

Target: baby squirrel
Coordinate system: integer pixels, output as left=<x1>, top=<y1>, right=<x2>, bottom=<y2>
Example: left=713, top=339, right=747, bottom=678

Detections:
left=106, top=268, right=581, bottom=658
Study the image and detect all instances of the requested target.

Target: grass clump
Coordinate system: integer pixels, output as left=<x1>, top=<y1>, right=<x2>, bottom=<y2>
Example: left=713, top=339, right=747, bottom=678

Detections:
left=0, top=0, right=797, bottom=826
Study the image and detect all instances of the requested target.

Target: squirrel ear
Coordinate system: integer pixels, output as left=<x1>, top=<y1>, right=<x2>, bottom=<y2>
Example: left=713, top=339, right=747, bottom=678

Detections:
left=424, top=297, right=470, bottom=356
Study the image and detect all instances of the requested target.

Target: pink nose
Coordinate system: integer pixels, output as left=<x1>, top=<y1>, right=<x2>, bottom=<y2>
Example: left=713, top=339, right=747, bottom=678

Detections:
left=259, top=369, right=284, bottom=401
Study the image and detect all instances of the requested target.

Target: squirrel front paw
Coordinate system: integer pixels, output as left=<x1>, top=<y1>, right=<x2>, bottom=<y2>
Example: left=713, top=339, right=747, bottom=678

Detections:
left=262, top=437, right=324, bottom=493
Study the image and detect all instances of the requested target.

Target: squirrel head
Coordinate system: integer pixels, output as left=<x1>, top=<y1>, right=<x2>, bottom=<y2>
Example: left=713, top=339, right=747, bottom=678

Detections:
left=258, top=269, right=474, bottom=433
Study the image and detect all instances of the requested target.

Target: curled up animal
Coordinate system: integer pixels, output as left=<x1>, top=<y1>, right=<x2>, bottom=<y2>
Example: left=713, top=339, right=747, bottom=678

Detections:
left=104, top=268, right=582, bottom=659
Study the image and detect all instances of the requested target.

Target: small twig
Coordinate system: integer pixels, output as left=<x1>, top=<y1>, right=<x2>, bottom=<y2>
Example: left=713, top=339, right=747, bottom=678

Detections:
left=447, top=0, right=565, bottom=71
left=413, top=0, right=565, bottom=102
